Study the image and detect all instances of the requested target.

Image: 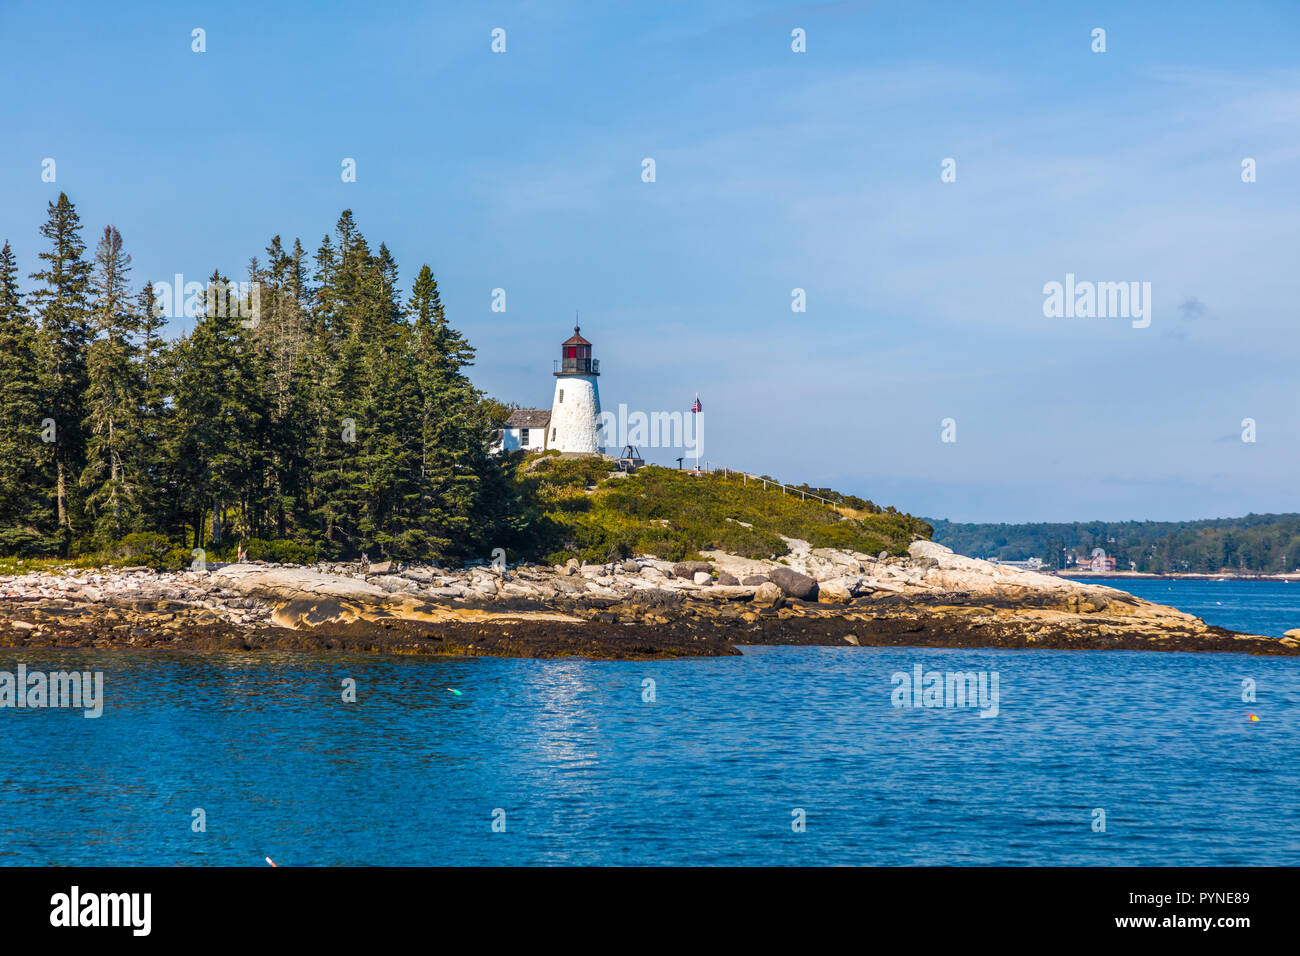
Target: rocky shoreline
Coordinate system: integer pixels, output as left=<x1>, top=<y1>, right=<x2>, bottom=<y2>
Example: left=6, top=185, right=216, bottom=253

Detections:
left=2, top=540, right=1298, bottom=660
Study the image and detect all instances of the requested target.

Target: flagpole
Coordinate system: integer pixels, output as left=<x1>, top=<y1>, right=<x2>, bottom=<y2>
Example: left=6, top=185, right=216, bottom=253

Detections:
left=695, top=393, right=700, bottom=472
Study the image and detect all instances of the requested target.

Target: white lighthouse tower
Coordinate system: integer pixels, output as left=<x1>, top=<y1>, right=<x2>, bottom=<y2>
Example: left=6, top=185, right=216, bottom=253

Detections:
left=548, top=324, right=603, bottom=454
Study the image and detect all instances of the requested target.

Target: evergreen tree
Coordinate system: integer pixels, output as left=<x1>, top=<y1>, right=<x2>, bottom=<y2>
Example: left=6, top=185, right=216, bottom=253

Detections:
left=295, top=219, right=368, bottom=554
left=408, top=263, right=522, bottom=560
left=354, top=243, right=422, bottom=557
left=135, top=280, right=175, bottom=532
left=169, top=271, right=263, bottom=548
left=28, top=193, right=92, bottom=544
left=250, top=237, right=314, bottom=538
left=302, top=330, right=368, bottom=554
left=80, top=225, right=144, bottom=542
left=0, top=241, right=56, bottom=553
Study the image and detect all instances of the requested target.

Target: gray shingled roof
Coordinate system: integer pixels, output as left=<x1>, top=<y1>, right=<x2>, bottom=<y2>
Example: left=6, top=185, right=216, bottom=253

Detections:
left=505, top=408, right=551, bottom=428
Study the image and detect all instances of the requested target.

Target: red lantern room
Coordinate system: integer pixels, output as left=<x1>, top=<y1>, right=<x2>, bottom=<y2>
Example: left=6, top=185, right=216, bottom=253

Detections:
left=556, top=324, right=599, bottom=376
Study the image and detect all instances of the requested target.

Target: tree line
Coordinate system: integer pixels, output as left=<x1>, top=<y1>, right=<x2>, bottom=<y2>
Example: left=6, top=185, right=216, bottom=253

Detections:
left=929, top=514, right=1300, bottom=574
left=0, top=194, right=527, bottom=564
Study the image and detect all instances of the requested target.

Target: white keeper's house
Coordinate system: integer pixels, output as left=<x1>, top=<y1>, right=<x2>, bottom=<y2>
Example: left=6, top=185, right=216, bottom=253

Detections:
left=494, top=324, right=604, bottom=455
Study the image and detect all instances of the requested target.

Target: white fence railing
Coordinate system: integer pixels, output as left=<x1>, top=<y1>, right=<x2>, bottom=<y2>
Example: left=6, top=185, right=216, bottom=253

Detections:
left=699, top=465, right=843, bottom=510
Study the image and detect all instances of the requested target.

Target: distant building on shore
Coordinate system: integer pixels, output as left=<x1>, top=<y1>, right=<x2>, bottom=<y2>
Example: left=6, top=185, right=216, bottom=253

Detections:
left=1079, top=549, right=1117, bottom=572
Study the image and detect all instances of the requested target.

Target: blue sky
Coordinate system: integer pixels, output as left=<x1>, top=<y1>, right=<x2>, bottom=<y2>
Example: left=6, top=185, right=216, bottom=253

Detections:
left=2, top=0, right=1298, bottom=523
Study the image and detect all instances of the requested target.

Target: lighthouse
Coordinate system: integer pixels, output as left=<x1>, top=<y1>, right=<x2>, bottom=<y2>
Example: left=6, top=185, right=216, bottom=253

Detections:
left=548, top=324, right=603, bottom=454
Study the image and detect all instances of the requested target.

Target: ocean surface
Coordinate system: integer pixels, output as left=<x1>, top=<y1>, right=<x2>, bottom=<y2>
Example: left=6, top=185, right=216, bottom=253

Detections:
left=3, top=580, right=1298, bottom=866
left=1071, top=576, right=1300, bottom=638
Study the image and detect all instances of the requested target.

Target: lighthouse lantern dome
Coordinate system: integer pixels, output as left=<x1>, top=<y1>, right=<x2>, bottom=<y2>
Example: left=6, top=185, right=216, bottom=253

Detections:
left=556, top=325, right=598, bottom=375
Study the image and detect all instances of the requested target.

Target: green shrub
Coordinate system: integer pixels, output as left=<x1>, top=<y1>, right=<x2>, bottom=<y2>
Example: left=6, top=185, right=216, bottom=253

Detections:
left=242, top=538, right=317, bottom=565
left=68, top=538, right=98, bottom=558
left=0, top=527, right=61, bottom=558
left=105, top=532, right=172, bottom=564
left=160, top=546, right=194, bottom=571
left=203, top=538, right=318, bottom=565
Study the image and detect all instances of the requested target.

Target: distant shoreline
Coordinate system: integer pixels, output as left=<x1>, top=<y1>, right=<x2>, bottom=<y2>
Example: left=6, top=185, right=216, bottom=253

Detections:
left=1059, top=571, right=1300, bottom=582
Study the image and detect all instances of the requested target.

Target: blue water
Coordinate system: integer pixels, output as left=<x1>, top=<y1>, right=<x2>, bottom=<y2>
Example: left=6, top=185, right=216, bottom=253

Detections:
left=1072, top=576, right=1300, bottom=638
left=3, top=580, right=1299, bottom=866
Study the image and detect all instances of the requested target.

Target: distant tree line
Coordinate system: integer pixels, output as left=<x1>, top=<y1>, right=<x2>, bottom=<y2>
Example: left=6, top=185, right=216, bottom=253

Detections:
left=930, top=514, right=1300, bottom=573
left=0, top=194, right=527, bottom=564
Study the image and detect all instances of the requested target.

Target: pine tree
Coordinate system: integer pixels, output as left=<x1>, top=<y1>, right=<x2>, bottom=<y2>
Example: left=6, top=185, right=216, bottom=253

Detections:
left=295, top=224, right=358, bottom=553
left=28, top=193, right=92, bottom=545
left=135, top=280, right=175, bottom=532
left=0, top=241, right=56, bottom=553
left=249, top=236, right=314, bottom=538
left=354, top=243, right=422, bottom=557
left=169, top=271, right=263, bottom=548
left=301, top=328, right=368, bottom=554
left=80, top=225, right=145, bottom=543
left=407, top=263, right=518, bottom=560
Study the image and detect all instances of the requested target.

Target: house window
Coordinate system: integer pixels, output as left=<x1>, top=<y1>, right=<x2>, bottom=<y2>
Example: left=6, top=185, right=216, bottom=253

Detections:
left=551, top=428, right=556, bottom=441
left=520, top=428, right=530, bottom=446
left=559, top=389, right=564, bottom=403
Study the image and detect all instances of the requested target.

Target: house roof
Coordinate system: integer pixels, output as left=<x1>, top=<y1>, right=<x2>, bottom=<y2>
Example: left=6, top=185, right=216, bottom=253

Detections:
left=563, top=324, right=591, bottom=347
left=505, top=408, right=551, bottom=428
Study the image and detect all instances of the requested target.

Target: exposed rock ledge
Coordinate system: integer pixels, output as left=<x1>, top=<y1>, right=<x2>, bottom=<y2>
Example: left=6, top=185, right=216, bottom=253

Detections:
left=1, top=540, right=1297, bottom=660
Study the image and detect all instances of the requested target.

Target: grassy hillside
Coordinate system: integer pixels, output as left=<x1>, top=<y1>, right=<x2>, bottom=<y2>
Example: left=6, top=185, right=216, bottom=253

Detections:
left=517, top=456, right=931, bottom=565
